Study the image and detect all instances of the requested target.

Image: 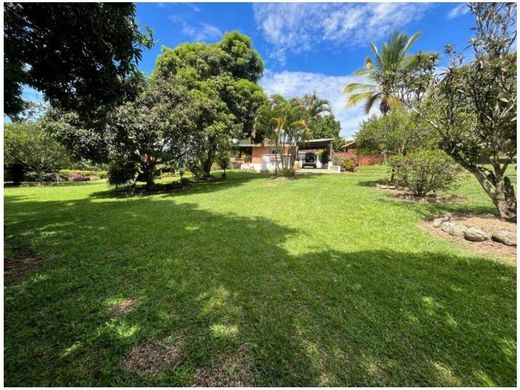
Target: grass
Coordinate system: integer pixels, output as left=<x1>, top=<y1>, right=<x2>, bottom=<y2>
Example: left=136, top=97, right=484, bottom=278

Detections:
left=4, top=166, right=516, bottom=386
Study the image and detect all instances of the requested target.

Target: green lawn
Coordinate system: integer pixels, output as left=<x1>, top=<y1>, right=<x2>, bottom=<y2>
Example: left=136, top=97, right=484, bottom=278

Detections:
left=4, top=166, right=516, bottom=386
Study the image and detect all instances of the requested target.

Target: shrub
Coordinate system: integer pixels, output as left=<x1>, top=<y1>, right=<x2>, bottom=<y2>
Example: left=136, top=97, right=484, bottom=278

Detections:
left=25, top=171, right=57, bottom=183
left=69, top=173, right=90, bottom=181
left=59, top=169, right=108, bottom=181
left=390, top=150, right=459, bottom=197
left=280, top=168, right=295, bottom=177
left=343, top=159, right=356, bottom=172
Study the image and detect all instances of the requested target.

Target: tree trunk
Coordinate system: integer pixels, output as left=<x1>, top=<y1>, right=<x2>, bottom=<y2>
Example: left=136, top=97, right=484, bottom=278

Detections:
left=494, top=175, right=516, bottom=222
left=143, top=165, right=155, bottom=190
left=471, top=167, right=517, bottom=222
left=202, top=148, right=215, bottom=179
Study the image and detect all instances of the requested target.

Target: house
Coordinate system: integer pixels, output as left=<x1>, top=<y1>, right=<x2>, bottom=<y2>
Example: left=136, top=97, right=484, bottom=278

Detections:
left=336, top=140, right=385, bottom=166
left=235, top=138, right=336, bottom=172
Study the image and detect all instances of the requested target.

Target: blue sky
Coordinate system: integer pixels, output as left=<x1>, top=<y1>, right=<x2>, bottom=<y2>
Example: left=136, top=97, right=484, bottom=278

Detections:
left=23, top=2, right=477, bottom=138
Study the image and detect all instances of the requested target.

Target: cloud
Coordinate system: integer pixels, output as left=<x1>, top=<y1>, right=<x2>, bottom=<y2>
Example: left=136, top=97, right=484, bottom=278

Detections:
left=446, top=4, right=470, bottom=19
left=253, top=3, right=430, bottom=64
left=158, top=3, right=200, bottom=12
left=168, top=16, right=222, bottom=41
left=260, top=70, right=373, bottom=139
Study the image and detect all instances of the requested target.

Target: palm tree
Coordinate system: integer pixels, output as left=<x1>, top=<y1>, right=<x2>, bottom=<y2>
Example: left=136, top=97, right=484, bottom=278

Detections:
left=343, top=31, right=421, bottom=115
left=256, top=95, right=307, bottom=173
left=298, top=92, right=331, bottom=119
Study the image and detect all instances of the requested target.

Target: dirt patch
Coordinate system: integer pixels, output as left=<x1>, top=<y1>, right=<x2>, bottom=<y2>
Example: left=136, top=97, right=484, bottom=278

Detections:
left=121, top=337, right=185, bottom=377
left=193, top=345, right=253, bottom=386
left=419, top=213, right=516, bottom=262
left=108, top=299, right=138, bottom=316
left=4, top=242, right=48, bottom=285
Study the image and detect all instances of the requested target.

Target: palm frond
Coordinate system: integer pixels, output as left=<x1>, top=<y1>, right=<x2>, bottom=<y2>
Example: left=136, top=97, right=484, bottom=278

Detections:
left=343, top=83, right=374, bottom=94
left=403, top=31, right=421, bottom=55
left=347, top=92, right=376, bottom=108
left=363, top=93, right=381, bottom=114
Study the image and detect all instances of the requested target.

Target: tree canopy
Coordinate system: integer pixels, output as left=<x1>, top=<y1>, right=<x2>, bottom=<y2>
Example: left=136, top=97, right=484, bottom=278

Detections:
left=153, top=31, right=266, bottom=178
left=4, top=3, right=152, bottom=122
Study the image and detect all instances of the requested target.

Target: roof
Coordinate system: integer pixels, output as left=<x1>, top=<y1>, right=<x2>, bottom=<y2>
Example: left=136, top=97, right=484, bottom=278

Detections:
left=341, top=140, right=356, bottom=149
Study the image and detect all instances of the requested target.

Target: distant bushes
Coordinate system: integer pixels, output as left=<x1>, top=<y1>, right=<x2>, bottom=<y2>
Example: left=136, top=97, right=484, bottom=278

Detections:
left=59, top=169, right=107, bottom=181
left=390, top=150, right=459, bottom=196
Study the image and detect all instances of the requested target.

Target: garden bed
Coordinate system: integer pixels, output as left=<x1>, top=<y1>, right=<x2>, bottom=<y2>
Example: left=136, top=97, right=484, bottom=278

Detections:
left=419, top=212, right=516, bottom=262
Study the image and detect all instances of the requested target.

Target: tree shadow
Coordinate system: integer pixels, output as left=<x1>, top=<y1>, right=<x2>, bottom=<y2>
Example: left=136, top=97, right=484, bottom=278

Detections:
left=4, top=195, right=516, bottom=386
left=88, top=171, right=319, bottom=200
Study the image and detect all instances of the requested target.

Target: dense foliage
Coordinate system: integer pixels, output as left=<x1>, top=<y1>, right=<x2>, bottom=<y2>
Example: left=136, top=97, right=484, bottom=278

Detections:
left=4, top=122, right=70, bottom=184
left=356, top=110, right=438, bottom=157
left=4, top=3, right=152, bottom=123
left=398, top=3, right=517, bottom=220
left=152, top=31, right=266, bottom=179
left=105, top=78, right=196, bottom=188
left=390, top=150, right=460, bottom=197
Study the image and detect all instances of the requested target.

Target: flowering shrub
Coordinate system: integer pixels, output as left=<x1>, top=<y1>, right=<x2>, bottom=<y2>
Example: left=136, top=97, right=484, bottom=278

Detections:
left=69, top=173, right=90, bottom=181
left=59, top=169, right=107, bottom=181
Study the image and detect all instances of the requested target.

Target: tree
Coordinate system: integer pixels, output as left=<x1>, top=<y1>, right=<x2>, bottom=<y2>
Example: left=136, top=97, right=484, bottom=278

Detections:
left=153, top=31, right=266, bottom=179
left=298, top=92, right=331, bottom=118
left=256, top=95, right=307, bottom=173
left=4, top=3, right=152, bottom=122
left=343, top=32, right=420, bottom=114
left=217, top=150, right=231, bottom=178
left=4, top=122, right=70, bottom=184
left=41, top=72, right=147, bottom=163
left=105, top=78, right=196, bottom=189
left=356, top=110, right=438, bottom=157
left=307, top=115, right=344, bottom=151
left=398, top=3, right=517, bottom=221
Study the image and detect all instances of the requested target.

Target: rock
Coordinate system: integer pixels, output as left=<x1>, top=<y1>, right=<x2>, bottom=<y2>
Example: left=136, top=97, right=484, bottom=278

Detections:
left=449, top=224, right=467, bottom=237
left=440, top=221, right=454, bottom=233
left=492, top=230, right=516, bottom=246
left=433, top=217, right=450, bottom=228
left=464, top=227, right=489, bottom=242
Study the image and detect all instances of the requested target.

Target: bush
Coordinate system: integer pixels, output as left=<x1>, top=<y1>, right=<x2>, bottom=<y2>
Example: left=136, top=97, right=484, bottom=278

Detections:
left=390, top=150, right=459, bottom=196
left=25, top=171, right=57, bottom=183
left=70, top=173, right=90, bottom=181
left=280, top=168, right=295, bottom=177
left=59, top=169, right=108, bottom=181
left=343, top=159, right=356, bottom=172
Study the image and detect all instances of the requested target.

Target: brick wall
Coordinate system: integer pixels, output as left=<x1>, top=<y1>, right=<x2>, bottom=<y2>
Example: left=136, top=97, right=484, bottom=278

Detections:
left=333, top=149, right=384, bottom=166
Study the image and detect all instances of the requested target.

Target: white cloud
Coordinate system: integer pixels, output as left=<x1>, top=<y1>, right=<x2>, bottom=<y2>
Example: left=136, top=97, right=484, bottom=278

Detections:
left=253, top=3, right=430, bottom=63
left=260, top=70, right=373, bottom=139
left=168, top=16, right=222, bottom=42
left=446, top=4, right=470, bottom=19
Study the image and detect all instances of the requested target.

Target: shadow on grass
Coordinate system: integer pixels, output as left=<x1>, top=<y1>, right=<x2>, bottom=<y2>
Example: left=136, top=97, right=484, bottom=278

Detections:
left=88, top=171, right=321, bottom=200
left=4, top=195, right=516, bottom=386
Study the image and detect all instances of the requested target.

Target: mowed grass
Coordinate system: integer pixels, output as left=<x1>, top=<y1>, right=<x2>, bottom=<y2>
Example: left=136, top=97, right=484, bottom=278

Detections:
left=4, top=166, right=516, bottom=386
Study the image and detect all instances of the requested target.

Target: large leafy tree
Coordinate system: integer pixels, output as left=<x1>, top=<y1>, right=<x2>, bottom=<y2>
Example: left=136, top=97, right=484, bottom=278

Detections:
left=105, top=78, right=196, bottom=189
left=343, top=32, right=420, bottom=114
left=4, top=2, right=152, bottom=122
left=153, top=31, right=266, bottom=179
left=398, top=3, right=517, bottom=221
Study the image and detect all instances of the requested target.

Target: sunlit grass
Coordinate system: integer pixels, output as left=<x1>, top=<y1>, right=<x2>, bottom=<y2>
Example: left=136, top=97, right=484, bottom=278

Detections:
left=4, top=166, right=516, bottom=386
